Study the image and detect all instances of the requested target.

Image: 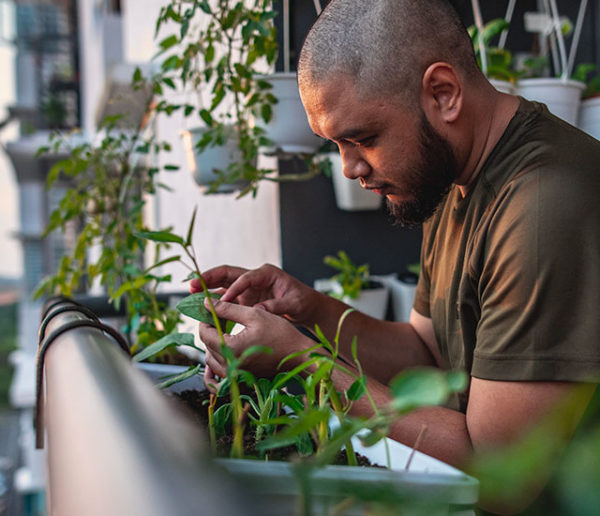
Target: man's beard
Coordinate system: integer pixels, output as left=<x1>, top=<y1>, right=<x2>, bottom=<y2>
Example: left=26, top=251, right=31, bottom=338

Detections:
left=386, top=114, right=458, bottom=227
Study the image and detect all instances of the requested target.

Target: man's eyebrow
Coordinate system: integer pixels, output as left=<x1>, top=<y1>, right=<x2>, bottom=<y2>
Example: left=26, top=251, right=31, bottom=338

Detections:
left=329, top=128, right=368, bottom=142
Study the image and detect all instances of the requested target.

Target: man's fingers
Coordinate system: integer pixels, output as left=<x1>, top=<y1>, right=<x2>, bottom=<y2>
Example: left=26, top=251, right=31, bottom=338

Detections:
left=204, top=364, right=222, bottom=393
left=204, top=298, right=258, bottom=326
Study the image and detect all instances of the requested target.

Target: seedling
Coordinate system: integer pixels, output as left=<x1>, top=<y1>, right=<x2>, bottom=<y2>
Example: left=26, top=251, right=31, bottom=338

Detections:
left=323, top=250, right=371, bottom=300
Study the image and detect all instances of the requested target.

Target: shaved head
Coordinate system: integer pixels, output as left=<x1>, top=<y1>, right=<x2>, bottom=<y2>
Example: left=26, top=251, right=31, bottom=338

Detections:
left=298, top=0, right=479, bottom=107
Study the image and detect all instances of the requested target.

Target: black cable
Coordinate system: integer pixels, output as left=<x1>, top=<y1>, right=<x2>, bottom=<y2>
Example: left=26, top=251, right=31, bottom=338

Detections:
left=38, top=304, right=100, bottom=344
left=35, top=319, right=130, bottom=449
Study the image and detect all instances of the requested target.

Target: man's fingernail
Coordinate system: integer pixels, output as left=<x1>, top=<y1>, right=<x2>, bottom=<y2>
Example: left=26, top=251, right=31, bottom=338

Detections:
left=255, top=304, right=266, bottom=311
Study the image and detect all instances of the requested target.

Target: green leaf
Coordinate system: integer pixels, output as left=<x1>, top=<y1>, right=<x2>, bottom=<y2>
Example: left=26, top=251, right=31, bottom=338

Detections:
left=389, top=368, right=466, bottom=413
left=359, top=428, right=386, bottom=448
left=200, top=109, right=213, bottom=126
left=214, top=404, right=232, bottom=436
left=347, top=375, right=367, bottom=401
left=176, top=292, right=223, bottom=326
left=159, top=34, right=179, bottom=50
left=198, top=0, right=211, bottom=14
left=182, top=271, right=201, bottom=282
left=137, top=230, right=184, bottom=245
left=186, top=207, right=197, bottom=246
left=162, top=77, right=176, bottom=89
left=133, top=332, right=197, bottom=362
left=143, top=255, right=181, bottom=274
left=156, top=363, right=203, bottom=389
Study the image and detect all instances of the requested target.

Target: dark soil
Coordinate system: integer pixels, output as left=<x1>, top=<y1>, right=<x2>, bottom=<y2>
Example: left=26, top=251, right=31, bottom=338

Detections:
left=172, top=389, right=382, bottom=467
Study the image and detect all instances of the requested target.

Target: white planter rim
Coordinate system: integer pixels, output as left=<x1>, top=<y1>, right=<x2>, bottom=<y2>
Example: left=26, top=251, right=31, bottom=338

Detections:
left=518, top=78, right=585, bottom=90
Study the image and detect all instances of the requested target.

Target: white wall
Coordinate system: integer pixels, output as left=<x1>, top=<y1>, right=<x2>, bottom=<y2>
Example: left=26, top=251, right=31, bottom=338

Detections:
left=121, top=0, right=282, bottom=287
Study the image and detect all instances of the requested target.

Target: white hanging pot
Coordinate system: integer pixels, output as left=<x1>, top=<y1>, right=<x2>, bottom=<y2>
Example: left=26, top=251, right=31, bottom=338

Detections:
left=256, top=72, right=323, bottom=154
left=313, top=278, right=389, bottom=320
left=517, top=78, right=585, bottom=125
left=489, top=78, right=516, bottom=95
left=180, top=126, right=248, bottom=193
left=325, top=152, right=382, bottom=211
left=578, top=97, right=600, bottom=140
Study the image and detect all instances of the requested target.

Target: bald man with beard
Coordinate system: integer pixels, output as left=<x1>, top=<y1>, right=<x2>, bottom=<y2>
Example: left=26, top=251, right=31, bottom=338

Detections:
left=193, top=1, right=600, bottom=511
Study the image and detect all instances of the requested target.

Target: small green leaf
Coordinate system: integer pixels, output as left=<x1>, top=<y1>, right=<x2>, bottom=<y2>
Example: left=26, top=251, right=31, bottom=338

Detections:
left=144, top=255, right=181, bottom=274
left=182, top=271, right=201, bottom=282
left=347, top=375, right=366, bottom=401
left=389, top=368, right=465, bottom=413
left=186, top=207, right=197, bottom=246
left=159, top=34, right=178, bottom=50
left=156, top=363, right=203, bottom=389
left=359, top=429, right=386, bottom=448
left=137, top=230, right=184, bottom=245
left=214, top=404, right=232, bottom=436
left=176, top=292, right=224, bottom=326
left=200, top=109, right=213, bottom=126
left=133, top=332, right=197, bottom=362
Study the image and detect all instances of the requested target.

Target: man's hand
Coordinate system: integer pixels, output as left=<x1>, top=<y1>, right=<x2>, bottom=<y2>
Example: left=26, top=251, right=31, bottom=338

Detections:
left=191, top=264, right=319, bottom=326
left=198, top=298, right=313, bottom=382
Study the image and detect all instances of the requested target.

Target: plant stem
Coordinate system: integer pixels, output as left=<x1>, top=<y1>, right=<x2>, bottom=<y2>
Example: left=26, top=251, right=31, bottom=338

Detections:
left=208, top=393, right=217, bottom=456
left=181, top=241, right=245, bottom=458
left=327, top=381, right=357, bottom=466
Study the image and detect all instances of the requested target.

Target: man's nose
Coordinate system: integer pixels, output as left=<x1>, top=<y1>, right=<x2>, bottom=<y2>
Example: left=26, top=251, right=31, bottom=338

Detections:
left=340, top=148, right=371, bottom=180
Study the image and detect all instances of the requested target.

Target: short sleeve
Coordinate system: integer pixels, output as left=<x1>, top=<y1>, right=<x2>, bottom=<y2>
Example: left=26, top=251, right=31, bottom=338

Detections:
left=470, top=169, right=600, bottom=381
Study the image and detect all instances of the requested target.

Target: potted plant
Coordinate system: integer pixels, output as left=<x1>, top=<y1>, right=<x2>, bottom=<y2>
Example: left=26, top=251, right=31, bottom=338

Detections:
left=34, top=72, right=188, bottom=359
left=153, top=0, right=323, bottom=197
left=515, top=2, right=587, bottom=125
left=319, top=150, right=382, bottom=212
left=468, top=17, right=517, bottom=94
left=314, top=251, right=389, bottom=320
left=574, top=63, right=600, bottom=139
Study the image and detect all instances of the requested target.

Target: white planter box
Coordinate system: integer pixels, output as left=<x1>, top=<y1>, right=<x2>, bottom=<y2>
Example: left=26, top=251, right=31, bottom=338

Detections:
left=216, top=435, right=479, bottom=515
left=517, top=78, right=585, bottom=125
left=578, top=97, right=600, bottom=141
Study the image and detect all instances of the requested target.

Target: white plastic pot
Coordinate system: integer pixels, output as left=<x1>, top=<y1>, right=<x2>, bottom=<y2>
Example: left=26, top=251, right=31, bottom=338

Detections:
left=256, top=72, right=323, bottom=154
left=578, top=97, right=600, bottom=141
left=373, top=273, right=418, bottom=322
left=489, top=78, right=516, bottom=95
left=180, top=126, right=248, bottom=193
left=325, top=152, right=382, bottom=211
left=314, top=278, right=389, bottom=320
left=517, top=78, right=585, bottom=126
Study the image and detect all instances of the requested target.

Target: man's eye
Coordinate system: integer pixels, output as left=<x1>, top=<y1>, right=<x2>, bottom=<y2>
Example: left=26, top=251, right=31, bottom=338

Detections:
left=355, top=136, right=375, bottom=147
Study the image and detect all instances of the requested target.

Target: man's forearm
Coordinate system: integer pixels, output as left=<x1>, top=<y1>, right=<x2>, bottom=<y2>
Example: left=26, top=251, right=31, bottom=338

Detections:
left=302, top=292, right=437, bottom=384
left=331, top=367, right=473, bottom=468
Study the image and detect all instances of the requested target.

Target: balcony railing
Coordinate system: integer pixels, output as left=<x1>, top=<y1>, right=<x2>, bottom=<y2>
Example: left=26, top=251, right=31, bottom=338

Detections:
left=36, top=299, right=252, bottom=515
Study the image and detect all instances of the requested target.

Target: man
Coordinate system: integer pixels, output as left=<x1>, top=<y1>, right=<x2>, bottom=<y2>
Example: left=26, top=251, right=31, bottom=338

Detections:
left=192, top=0, right=600, bottom=510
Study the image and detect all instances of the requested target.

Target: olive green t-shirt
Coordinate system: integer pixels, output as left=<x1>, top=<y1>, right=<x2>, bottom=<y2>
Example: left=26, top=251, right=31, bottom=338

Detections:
left=413, top=98, right=600, bottom=412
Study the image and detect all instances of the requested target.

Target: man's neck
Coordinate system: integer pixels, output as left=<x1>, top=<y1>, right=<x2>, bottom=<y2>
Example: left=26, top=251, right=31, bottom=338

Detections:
left=456, top=91, right=520, bottom=197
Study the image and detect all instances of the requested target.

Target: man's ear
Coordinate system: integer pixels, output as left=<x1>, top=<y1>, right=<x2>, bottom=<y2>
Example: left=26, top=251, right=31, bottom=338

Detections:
left=421, top=62, right=463, bottom=124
